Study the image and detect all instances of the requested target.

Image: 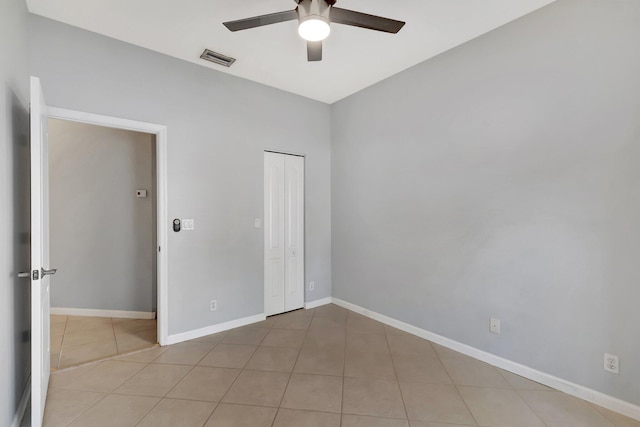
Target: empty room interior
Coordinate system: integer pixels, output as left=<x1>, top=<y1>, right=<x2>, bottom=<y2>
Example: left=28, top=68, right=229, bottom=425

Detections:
left=1, top=0, right=639, bottom=426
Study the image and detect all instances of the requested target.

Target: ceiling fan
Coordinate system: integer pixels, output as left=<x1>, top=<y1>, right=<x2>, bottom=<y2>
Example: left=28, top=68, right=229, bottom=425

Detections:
left=223, top=0, right=405, bottom=62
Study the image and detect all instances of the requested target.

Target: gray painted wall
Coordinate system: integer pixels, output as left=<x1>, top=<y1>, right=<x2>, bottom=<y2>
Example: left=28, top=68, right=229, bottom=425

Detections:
left=332, top=0, right=640, bottom=407
left=49, top=119, right=157, bottom=312
left=0, top=0, right=31, bottom=424
left=29, top=15, right=332, bottom=335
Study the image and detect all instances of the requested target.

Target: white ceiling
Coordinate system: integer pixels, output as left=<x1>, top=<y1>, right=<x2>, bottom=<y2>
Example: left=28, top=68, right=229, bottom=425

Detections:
left=26, top=0, right=556, bottom=104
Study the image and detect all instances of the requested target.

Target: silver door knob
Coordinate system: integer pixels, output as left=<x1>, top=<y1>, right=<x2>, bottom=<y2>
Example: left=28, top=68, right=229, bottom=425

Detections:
left=41, top=268, right=57, bottom=277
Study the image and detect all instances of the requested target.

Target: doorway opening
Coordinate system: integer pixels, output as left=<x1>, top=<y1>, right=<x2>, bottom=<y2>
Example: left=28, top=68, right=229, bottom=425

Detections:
left=47, top=108, right=168, bottom=371
left=48, top=119, right=158, bottom=370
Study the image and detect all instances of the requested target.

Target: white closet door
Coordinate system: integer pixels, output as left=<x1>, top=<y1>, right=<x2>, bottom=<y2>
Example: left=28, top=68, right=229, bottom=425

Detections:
left=264, top=152, right=285, bottom=316
left=264, top=152, right=304, bottom=316
left=284, top=155, right=304, bottom=312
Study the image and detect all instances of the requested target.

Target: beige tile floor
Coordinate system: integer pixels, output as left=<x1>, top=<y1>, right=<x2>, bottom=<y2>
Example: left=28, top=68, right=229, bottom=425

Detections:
left=37, top=304, right=640, bottom=427
left=51, top=314, right=157, bottom=370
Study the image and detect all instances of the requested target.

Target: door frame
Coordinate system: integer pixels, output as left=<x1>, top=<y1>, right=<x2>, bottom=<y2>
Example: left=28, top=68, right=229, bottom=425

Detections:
left=48, top=107, right=169, bottom=345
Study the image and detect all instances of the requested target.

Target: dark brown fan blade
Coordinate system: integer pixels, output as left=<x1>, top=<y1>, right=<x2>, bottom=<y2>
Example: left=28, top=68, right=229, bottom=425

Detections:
left=307, top=41, right=322, bottom=61
left=223, top=9, right=298, bottom=32
left=330, top=7, right=405, bottom=33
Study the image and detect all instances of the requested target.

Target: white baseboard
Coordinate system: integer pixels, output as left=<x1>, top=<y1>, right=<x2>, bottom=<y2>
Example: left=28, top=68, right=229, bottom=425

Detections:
left=166, top=300, right=331, bottom=346
left=331, top=297, right=640, bottom=422
left=50, top=307, right=156, bottom=320
left=12, top=376, right=30, bottom=427
left=304, top=297, right=332, bottom=310
left=165, top=313, right=266, bottom=345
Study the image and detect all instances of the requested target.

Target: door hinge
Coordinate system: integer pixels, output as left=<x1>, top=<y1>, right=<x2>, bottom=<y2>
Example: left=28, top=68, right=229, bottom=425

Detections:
left=32, top=269, right=39, bottom=280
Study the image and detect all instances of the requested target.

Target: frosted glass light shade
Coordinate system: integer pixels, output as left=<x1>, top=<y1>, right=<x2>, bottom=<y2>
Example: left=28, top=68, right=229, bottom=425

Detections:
left=298, top=17, right=330, bottom=41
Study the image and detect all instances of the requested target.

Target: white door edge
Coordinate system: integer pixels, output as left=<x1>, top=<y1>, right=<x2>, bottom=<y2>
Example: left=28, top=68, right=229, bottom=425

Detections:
left=30, top=76, right=51, bottom=427
left=264, top=152, right=285, bottom=316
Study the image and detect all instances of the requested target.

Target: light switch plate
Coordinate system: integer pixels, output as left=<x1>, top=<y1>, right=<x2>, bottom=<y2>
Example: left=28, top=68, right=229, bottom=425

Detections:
left=183, top=219, right=195, bottom=230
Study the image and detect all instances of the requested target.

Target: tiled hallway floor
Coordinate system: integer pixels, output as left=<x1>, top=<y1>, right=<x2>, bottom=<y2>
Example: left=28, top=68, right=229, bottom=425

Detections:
left=51, top=315, right=157, bottom=370
left=41, top=304, right=640, bottom=427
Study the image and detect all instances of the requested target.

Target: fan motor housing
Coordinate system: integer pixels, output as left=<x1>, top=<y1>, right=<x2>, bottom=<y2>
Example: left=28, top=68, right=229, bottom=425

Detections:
left=297, top=0, right=331, bottom=23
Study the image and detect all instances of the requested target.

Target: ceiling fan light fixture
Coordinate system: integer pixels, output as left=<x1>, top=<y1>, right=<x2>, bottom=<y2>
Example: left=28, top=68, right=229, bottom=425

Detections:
left=222, top=0, right=405, bottom=61
left=298, top=16, right=330, bottom=41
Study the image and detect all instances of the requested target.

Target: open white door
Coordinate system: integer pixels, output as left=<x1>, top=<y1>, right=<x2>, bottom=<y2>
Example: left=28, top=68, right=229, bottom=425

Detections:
left=30, top=76, right=56, bottom=427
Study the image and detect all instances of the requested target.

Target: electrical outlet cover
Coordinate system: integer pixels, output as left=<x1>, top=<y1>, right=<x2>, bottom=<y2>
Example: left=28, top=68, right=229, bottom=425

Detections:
left=490, top=317, right=501, bottom=334
left=604, top=353, right=619, bottom=374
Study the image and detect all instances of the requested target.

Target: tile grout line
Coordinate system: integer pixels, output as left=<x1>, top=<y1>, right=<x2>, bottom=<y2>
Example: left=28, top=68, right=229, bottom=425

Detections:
left=383, top=324, right=410, bottom=424
left=434, top=338, right=553, bottom=426
left=446, top=356, right=549, bottom=426
left=49, top=349, right=142, bottom=427
left=56, top=317, right=157, bottom=371
left=113, top=349, right=195, bottom=399
left=134, top=329, right=231, bottom=426
left=512, top=388, right=556, bottom=427
left=55, top=316, right=69, bottom=371
left=494, top=369, right=551, bottom=427
left=588, top=402, right=628, bottom=427
left=130, top=395, right=164, bottom=427
left=162, top=327, right=259, bottom=403
left=197, top=311, right=281, bottom=427
left=53, top=344, right=161, bottom=374
left=157, top=339, right=224, bottom=403
left=113, top=320, right=157, bottom=357
left=340, top=310, right=348, bottom=427
left=57, top=391, right=111, bottom=427
left=110, top=317, right=120, bottom=356
left=269, top=308, right=315, bottom=427
left=53, top=316, right=67, bottom=370
left=51, top=319, right=178, bottom=426
left=433, top=340, right=480, bottom=426
left=452, top=384, right=481, bottom=426
left=128, top=338, right=220, bottom=427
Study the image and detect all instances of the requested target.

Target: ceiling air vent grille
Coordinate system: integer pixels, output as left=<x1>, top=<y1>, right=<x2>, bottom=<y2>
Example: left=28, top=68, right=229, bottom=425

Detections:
left=200, top=49, right=236, bottom=67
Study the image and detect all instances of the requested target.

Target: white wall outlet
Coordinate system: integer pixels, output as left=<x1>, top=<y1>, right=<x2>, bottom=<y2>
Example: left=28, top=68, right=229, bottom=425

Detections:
left=209, top=300, right=217, bottom=311
left=309, top=281, right=315, bottom=291
left=490, top=317, right=501, bottom=334
left=604, top=353, right=619, bottom=374
left=254, top=218, right=262, bottom=228
left=183, top=219, right=195, bottom=230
